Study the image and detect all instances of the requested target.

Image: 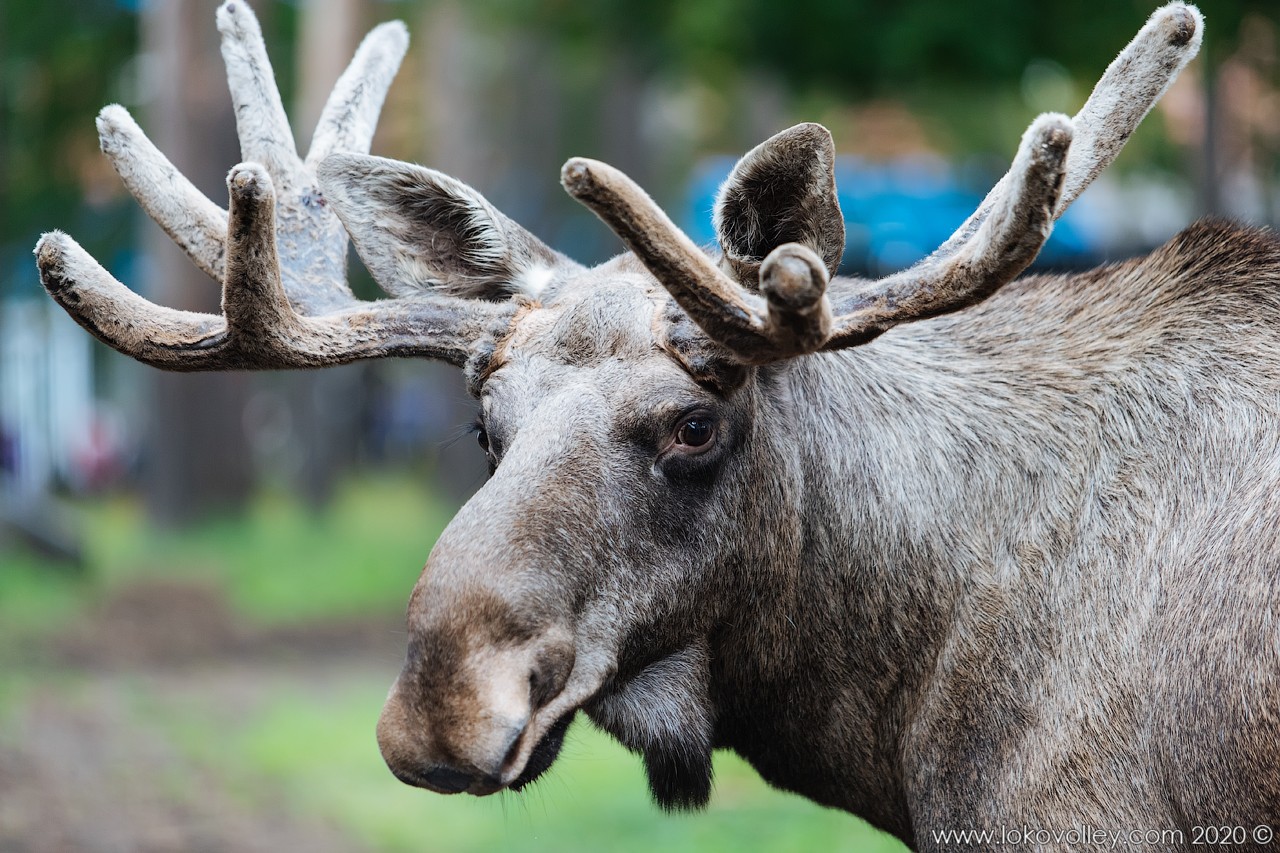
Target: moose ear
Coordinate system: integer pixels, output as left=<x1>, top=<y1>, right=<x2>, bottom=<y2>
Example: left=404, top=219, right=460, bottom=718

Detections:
left=713, top=122, right=845, bottom=286
left=318, top=153, right=580, bottom=300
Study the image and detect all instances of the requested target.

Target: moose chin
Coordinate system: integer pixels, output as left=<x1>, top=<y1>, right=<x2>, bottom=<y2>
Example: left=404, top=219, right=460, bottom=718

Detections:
left=35, top=1, right=1280, bottom=849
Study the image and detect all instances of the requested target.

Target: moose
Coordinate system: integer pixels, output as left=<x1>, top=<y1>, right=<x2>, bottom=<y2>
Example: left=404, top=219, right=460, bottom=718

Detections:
left=35, top=1, right=1280, bottom=849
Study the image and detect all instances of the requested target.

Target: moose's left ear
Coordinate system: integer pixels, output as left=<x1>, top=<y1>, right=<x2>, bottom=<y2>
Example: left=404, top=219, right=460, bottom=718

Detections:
left=713, top=122, right=845, bottom=287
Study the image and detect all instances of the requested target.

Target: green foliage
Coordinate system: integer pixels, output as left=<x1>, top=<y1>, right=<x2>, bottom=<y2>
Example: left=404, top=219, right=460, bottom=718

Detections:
left=461, top=0, right=1279, bottom=167
left=486, top=0, right=1267, bottom=94
left=89, top=476, right=453, bottom=624
left=0, top=549, right=87, bottom=642
left=0, top=0, right=137, bottom=295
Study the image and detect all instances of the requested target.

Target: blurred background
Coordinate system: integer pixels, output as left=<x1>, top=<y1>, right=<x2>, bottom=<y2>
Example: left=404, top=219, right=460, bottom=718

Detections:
left=1, top=0, right=1277, bottom=850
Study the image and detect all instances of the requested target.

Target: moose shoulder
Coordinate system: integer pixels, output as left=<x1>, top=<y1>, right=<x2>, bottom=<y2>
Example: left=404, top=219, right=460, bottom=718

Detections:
left=35, top=1, right=1280, bottom=849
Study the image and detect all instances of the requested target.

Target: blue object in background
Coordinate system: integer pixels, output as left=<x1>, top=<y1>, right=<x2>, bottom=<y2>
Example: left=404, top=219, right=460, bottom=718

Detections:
left=684, top=154, right=1093, bottom=276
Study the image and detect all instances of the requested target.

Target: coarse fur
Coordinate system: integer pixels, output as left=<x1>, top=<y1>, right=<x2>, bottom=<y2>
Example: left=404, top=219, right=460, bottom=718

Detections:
left=367, top=218, right=1280, bottom=847
left=704, top=220, right=1280, bottom=842
left=33, top=1, right=1280, bottom=850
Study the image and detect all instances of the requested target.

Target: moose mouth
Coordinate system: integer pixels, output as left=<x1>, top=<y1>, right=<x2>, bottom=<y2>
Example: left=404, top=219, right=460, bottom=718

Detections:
left=508, top=711, right=575, bottom=792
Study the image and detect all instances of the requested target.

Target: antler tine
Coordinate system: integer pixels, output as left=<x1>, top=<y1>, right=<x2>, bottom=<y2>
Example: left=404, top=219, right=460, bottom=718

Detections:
left=216, top=1, right=300, bottom=185
left=220, top=164, right=499, bottom=358
left=214, top=0, right=416, bottom=316
left=824, top=115, right=1071, bottom=349
left=221, top=164, right=295, bottom=336
left=1058, top=2, right=1202, bottom=212
left=566, top=4, right=1199, bottom=365
left=96, top=106, right=230, bottom=282
left=814, top=4, right=1201, bottom=350
left=930, top=3, right=1202, bottom=260
left=37, top=231, right=229, bottom=368
left=562, top=159, right=832, bottom=363
left=306, top=21, right=410, bottom=166
left=562, top=115, right=1066, bottom=363
left=35, top=235, right=514, bottom=371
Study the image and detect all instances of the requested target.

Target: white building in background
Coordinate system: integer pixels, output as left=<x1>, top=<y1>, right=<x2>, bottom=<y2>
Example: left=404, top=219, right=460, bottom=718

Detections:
left=0, top=299, right=94, bottom=499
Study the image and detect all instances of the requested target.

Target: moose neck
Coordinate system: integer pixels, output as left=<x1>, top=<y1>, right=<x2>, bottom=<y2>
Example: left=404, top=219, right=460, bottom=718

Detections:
left=710, top=299, right=1093, bottom=839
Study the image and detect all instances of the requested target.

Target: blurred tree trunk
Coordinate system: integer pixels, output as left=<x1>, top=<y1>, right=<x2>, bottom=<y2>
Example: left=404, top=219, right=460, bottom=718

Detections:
left=421, top=1, right=485, bottom=182
left=289, top=0, right=365, bottom=511
left=417, top=0, right=503, bottom=504
left=0, top=15, right=7, bottom=241
left=142, top=0, right=253, bottom=526
left=1200, top=52, right=1223, bottom=217
left=601, top=55, right=649, bottom=191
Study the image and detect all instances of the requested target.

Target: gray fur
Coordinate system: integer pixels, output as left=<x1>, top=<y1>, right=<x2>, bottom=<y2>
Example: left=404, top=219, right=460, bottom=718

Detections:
left=378, top=217, right=1280, bottom=846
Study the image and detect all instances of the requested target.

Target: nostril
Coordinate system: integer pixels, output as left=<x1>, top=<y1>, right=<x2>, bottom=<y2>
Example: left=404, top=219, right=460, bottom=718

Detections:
left=500, top=721, right=525, bottom=772
left=529, top=645, right=575, bottom=710
left=422, top=765, right=475, bottom=794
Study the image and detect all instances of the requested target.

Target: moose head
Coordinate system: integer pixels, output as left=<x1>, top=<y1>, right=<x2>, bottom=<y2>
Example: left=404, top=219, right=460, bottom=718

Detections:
left=36, top=0, right=1215, bottom=825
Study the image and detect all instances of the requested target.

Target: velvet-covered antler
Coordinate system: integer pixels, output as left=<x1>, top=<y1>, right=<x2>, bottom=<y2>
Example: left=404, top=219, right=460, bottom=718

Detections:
left=35, top=0, right=513, bottom=370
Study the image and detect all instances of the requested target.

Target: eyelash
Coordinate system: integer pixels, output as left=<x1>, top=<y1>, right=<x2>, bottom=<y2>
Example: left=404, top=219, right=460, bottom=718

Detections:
left=469, top=417, right=490, bottom=453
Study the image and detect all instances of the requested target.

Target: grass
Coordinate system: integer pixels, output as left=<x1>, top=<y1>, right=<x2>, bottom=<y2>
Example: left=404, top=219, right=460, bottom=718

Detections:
left=84, top=476, right=455, bottom=625
left=0, top=550, right=87, bottom=640
left=0, top=477, right=910, bottom=852
left=0, top=476, right=453, bottom=639
left=137, top=667, right=905, bottom=853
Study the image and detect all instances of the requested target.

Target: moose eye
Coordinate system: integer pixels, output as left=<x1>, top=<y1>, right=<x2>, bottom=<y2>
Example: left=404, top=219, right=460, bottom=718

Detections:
left=472, top=419, right=490, bottom=453
left=674, top=415, right=716, bottom=450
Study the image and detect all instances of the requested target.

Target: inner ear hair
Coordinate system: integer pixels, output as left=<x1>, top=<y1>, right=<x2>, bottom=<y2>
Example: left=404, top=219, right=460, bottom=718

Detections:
left=318, top=153, right=579, bottom=302
left=713, top=122, right=845, bottom=287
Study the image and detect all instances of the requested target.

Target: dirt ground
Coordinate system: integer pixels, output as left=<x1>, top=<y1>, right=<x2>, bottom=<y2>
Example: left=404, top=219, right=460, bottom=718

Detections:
left=0, top=579, right=405, bottom=853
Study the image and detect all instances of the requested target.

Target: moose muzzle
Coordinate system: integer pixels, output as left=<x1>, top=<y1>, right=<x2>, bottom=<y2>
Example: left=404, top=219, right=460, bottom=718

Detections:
left=376, top=583, right=577, bottom=795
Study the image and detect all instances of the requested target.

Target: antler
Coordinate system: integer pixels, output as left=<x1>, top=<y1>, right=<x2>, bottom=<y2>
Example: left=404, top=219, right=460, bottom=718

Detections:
left=562, top=2, right=1203, bottom=363
left=35, top=0, right=512, bottom=370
